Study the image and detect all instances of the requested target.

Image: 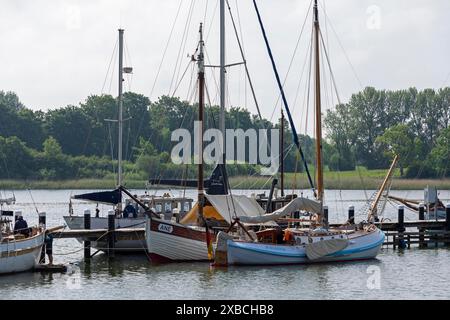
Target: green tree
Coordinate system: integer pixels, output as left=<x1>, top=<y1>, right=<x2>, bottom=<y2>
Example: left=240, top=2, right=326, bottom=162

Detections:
left=428, top=127, right=450, bottom=177
left=375, top=124, right=416, bottom=176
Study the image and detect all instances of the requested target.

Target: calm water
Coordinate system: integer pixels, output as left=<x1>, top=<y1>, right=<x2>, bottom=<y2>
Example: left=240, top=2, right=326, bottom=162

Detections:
left=1, top=188, right=450, bottom=300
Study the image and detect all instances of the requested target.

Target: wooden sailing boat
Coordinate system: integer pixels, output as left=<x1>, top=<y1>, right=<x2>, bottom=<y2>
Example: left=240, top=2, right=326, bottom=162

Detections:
left=214, top=0, right=385, bottom=266
left=1, top=211, right=45, bottom=274
left=146, top=23, right=216, bottom=262
left=63, top=29, right=193, bottom=253
left=388, top=186, right=447, bottom=220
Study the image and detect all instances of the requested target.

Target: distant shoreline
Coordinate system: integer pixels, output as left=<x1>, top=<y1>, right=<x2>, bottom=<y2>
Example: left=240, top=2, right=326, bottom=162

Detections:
left=1, top=176, right=449, bottom=191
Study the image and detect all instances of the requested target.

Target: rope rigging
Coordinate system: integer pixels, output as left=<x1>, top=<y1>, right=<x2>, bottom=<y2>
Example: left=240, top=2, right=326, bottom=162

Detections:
left=252, top=0, right=316, bottom=195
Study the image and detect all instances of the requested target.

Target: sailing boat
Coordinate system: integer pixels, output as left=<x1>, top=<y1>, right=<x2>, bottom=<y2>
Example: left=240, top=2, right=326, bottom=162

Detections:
left=388, top=186, right=447, bottom=220
left=63, top=29, right=194, bottom=253
left=146, top=23, right=220, bottom=262
left=1, top=210, right=45, bottom=274
left=214, top=0, right=385, bottom=266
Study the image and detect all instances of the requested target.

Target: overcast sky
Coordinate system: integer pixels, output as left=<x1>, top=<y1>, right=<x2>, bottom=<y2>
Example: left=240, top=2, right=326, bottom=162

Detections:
left=1, top=0, right=449, bottom=133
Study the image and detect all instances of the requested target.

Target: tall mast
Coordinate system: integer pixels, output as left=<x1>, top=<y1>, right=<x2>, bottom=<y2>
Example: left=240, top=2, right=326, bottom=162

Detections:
left=198, top=24, right=205, bottom=223
left=220, top=0, right=226, bottom=162
left=118, top=29, right=124, bottom=188
left=280, top=110, right=285, bottom=197
left=313, top=0, right=324, bottom=203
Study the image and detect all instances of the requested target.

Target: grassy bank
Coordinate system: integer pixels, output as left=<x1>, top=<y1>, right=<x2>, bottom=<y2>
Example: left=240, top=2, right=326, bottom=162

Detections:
left=0, top=179, right=148, bottom=190
left=1, top=169, right=450, bottom=190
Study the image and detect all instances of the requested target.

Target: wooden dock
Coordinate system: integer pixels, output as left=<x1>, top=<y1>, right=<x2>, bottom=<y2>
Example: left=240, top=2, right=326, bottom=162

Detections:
left=50, top=205, right=450, bottom=257
left=51, top=228, right=145, bottom=241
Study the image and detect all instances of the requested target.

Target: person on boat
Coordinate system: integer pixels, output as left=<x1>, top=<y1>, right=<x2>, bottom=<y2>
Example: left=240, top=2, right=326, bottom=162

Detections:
left=123, top=203, right=137, bottom=218
left=14, top=215, right=30, bottom=237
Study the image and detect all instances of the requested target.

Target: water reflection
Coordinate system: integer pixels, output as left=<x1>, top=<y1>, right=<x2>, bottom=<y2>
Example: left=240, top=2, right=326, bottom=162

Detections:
left=1, top=189, right=450, bottom=300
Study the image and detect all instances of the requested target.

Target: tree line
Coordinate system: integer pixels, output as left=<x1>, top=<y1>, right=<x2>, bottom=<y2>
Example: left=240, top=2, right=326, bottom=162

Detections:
left=0, top=86, right=449, bottom=182
left=325, top=87, right=450, bottom=178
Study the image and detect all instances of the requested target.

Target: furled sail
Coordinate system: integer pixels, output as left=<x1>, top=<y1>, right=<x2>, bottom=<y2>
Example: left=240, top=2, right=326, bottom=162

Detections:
left=238, top=197, right=322, bottom=224
left=72, top=189, right=122, bottom=205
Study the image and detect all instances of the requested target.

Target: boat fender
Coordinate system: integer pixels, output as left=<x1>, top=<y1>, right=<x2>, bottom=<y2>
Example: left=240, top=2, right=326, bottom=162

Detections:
left=283, top=230, right=293, bottom=242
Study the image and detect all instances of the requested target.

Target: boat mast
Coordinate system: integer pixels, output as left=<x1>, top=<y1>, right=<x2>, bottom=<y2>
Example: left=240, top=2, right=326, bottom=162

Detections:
left=118, top=29, right=124, bottom=188
left=367, top=155, right=399, bottom=221
left=313, top=0, right=324, bottom=203
left=220, top=0, right=226, bottom=163
left=198, top=24, right=205, bottom=223
left=280, top=110, right=285, bottom=197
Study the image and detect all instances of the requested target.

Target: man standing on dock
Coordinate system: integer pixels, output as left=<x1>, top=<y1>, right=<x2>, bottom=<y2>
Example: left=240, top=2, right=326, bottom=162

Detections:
left=44, top=233, right=54, bottom=265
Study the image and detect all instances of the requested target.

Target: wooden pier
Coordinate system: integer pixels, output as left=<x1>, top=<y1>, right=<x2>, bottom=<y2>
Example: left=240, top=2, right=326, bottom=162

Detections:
left=50, top=205, right=450, bottom=257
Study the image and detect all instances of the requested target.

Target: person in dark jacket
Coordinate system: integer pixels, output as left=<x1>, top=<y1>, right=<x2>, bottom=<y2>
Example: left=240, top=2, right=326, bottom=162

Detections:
left=44, top=233, right=54, bottom=265
left=123, top=203, right=137, bottom=218
left=14, top=216, right=30, bottom=237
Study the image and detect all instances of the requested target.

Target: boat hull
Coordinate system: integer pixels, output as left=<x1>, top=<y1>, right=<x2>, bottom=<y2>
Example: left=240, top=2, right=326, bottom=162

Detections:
left=146, top=218, right=214, bottom=262
left=0, top=232, right=45, bottom=274
left=225, top=228, right=385, bottom=266
left=427, top=209, right=446, bottom=220
left=63, top=216, right=147, bottom=253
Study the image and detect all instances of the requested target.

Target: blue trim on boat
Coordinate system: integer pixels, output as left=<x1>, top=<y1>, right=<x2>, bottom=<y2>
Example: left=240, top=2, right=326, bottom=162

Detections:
left=228, top=241, right=306, bottom=257
left=227, top=231, right=385, bottom=258
left=328, top=233, right=385, bottom=257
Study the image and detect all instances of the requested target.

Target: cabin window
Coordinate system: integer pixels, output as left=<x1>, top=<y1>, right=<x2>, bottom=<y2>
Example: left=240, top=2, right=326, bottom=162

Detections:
left=164, top=202, right=172, bottom=213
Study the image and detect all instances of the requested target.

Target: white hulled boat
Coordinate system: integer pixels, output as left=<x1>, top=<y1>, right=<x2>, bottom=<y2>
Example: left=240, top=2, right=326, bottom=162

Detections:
left=214, top=0, right=386, bottom=266
left=1, top=212, right=45, bottom=274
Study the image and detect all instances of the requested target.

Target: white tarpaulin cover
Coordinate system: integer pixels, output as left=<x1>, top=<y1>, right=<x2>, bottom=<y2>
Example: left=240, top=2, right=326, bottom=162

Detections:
left=305, top=238, right=349, bottom=260
left=237, top=197, right=322, bottom=224
left=205, top=194, right=266, bottom=224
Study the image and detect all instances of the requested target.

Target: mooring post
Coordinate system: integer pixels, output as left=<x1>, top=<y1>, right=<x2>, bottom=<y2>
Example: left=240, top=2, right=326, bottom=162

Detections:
left=39, top=211, right=46, bottom=226
left=419, top=203, right=425, bottom=248
left=108, top=210, right=115, bottom=258
left=84, top=210, right=91, bottom=260
left=39, top=212, right=46, bottom=263
left=348, top=206, right=355, bottom=224
left=445, top=204, right=450, bottom=247
left=323, top=206, right=329, bottom=224
left=398, top=206, right=406, bottom=249
left=419, top=203, right=425, bottom=221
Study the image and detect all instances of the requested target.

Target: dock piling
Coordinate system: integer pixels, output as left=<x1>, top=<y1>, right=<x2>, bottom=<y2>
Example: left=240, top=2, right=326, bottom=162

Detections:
left=324, top=206, right=328, bottom=224
left=446, top=205, right=450, bottom=247
left=419, top=203, right=425, bottom=248
left=108, top=210, right=115, bottom=258
left=348, top=206, right=355, bottom=224
left=398, top=206, right=406, bottom=249
left=84, top=210, right=91, bottom=260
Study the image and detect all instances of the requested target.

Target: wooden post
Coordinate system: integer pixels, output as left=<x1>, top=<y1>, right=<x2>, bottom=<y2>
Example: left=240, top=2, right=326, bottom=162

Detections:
left=39, top=211, right=46, bottom=226
left=39, top=212, right=46, bottom=263
left=419, top=203, right=425, bottom=248
left=398, top=206, right=406, bottom=249
left=323, top=206, right=329, bottom=224
left=445, top=204, right=450, bottom=247
left=108, top=210, right=115, bottom=258
left=348, top=206, right=355, bottom=224
left=84, top=210, right=91, bottom=260
left=419, top=203, right=425, bottom=221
